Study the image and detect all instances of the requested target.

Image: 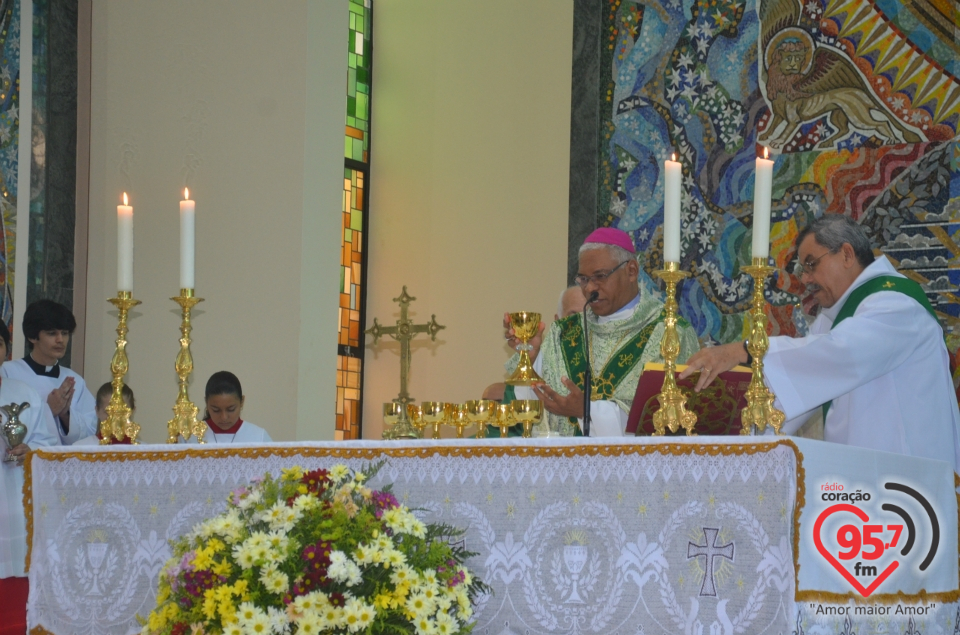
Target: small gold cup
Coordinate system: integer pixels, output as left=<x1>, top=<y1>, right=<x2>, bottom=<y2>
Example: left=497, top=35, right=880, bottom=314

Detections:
left=446, top=403, right=471, bottom=438
left=421, top=401, right=446, bottom=439
left=495, top=402, right=516, bottom=438
left=382, top=402, right=403, bottom=438
left=465, top=399, right=497, bottom=438
left=406, top=404, right=425, bottom=438
left=511, top=399, right=543, bottom=438
left=506, top=312, right=544, bottom=386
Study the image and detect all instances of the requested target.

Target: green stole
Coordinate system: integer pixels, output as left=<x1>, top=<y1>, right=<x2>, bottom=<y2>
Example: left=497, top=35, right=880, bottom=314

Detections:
left=556, top=310, right=668, bottom=432
left=821, top=275, right=937, bottom=419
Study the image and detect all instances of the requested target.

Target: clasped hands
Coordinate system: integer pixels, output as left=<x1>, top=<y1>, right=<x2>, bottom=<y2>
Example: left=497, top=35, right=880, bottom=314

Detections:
left=47, top=376, right=75, bottom=418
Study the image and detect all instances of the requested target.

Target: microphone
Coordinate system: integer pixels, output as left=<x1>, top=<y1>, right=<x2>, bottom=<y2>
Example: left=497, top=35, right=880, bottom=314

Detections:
left=582, top=291, right=599, bottom=437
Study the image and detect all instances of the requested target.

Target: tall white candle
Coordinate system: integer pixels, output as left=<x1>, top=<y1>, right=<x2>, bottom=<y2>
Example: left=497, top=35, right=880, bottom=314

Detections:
left=180, top=188, right=196, bottom=289
left=663, top=154, right=682, bottom=263
left=117, top=193, right=133, bottom=292
left=752, top=147, right=774, bottom=259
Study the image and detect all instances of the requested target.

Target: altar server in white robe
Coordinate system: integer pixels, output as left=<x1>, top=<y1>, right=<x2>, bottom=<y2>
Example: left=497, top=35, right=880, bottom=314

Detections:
left=681, top=215, right=960, bottom=473
left=0, top=321, right=58, bottom=629
left=0, top=300, right=97, bottom=445
left=186, top=371, right=272, bottom=444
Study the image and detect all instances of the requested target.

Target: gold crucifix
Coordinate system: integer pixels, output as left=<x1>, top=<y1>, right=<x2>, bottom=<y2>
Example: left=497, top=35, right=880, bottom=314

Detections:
left=366, top=287, right=445, bottom=438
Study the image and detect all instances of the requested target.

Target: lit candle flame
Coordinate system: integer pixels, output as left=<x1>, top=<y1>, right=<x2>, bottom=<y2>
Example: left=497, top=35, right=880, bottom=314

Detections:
left=763, top=147, right=769, bottom=160
left=122, top=192, right=128, bottom=206
left=671, top=153, right=677, bottom=162
left=184, top=187, right=190, bottom=200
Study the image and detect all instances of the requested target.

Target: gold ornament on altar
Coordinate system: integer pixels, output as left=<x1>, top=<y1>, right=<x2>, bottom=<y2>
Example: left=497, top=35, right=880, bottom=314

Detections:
left=506, top=311, right=543, bottom=385
left=651, top=262, right=697, bottom=436
left=464, top=399, right=496, bottom=438
left=740, top=258, right=786, bottom=435
left=421, top=402, right=446, bottom=440
left=367, top=287, right=444, bottom=439
left=511, top=399, right=543, bottom=438
left=101, top=292, right=141, bottom=444
left=167, top=289, right=207, bottom=443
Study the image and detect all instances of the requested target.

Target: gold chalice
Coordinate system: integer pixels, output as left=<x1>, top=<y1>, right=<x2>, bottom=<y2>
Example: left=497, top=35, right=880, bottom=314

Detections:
left=382, top=402, right=403, bottom=439
left=407, top=404, right=425, bottom=438
left=511, top=399, right=543, bottom=438
left=465, top=399, right=497, bottom=438
left=506, top=311, right=543, bottom=385
left=421, top=402, right=446, bottom=439
left=446, top=403, right=471, bottom=438
left=495, top=402, right=516, bottom=438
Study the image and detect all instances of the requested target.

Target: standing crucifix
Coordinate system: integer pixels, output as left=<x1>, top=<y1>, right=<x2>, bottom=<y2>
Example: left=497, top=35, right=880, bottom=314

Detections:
left=366, top=286, right=445, bottom=438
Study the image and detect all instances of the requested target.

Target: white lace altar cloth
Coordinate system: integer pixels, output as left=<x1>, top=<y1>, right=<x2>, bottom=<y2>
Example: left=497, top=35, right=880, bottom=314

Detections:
left=23, top=437, right=959, bottom=635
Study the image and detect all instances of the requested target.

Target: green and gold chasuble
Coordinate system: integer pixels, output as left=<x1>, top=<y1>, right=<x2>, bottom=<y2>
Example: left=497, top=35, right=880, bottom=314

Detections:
left=538, top=292, right=700, bottom=435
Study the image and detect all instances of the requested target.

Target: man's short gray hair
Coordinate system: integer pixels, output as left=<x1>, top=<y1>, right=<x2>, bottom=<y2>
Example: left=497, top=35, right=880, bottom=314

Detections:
left=557, top=285, right=580, bottom=317
left=578, top=242, right=635, bottom=264
left=795, top=215, right=875, bottom=268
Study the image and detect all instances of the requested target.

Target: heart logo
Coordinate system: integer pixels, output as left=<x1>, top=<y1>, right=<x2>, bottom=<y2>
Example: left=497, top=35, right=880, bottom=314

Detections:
left=813, top=503, right=899, bottom=597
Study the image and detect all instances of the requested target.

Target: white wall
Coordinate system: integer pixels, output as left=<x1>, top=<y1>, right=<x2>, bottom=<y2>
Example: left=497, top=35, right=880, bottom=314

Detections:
left=85, top=1, right=346, bottom=442
left=363, top=1, right=574, bottom=437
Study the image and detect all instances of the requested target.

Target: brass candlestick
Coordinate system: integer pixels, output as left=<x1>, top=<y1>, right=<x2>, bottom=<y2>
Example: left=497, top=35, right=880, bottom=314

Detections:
left=652, top=262, right=697, bottom=436
left=167, top=289, right=206, bottom=443
left=101, top=292, right=141, bottom=444
left=740, top=258, right=786, bottom=435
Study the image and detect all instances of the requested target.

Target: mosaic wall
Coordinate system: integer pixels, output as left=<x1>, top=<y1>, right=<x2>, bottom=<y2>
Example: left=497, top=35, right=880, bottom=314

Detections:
left=336, top=0, right=372, bottom=440
left=597, top=0, right=960, bottom=371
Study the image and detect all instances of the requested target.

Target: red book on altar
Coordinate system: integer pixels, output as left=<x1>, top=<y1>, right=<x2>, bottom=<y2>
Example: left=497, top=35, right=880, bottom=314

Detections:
left=626, top=363, right=753, bottom=436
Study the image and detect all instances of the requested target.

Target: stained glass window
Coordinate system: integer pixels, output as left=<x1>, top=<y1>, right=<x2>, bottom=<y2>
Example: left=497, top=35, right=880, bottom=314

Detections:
left=336, top=0, right=372, bottom=440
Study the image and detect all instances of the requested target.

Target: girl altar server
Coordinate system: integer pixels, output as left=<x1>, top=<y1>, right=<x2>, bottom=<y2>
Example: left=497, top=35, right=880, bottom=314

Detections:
left=0, top=321, right=58, bottom=632
left=191, top=371, right=272, bottom=444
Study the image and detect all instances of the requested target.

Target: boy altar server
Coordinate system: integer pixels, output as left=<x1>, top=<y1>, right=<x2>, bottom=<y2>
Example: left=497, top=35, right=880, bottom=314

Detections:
left=185, top=371, right=272, bottom=444
left=0, top=300, right=97, bottom=445
left=682, top=215, right=960, bottom=473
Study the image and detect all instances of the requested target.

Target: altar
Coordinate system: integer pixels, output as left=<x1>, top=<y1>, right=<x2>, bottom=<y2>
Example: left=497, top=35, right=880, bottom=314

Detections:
left=23, top=437, right=960, bottom=635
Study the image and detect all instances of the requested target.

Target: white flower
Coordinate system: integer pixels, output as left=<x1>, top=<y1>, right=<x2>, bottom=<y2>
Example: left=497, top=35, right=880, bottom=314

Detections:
left=237, top=489, right=262, bottom=510
left=329, top=464, right=350, bottom=482
left=240, top=611, right=272, bottom=635
left=390, top=565, right=416, bottom=585
left=342, top=597, right=375, bottom=633
left=223, top=623, right=243, bottom=635
left=328, top=550, right=363, bottom=587
left=259, top=566, right=289, bottom=595
left=294, top=611, right=321, bottom=633
left=317, top=605, right=345, bottom=630
left=406, top=592, right=435, bottom=618
left=414, top=615, right=438, bottom=635
left=435, top=612, right=458, bottom=635
left=232, top=543, right=257, bottom=570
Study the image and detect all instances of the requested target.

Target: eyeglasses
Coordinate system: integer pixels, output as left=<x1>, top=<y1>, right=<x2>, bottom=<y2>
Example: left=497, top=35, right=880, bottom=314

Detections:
left=793, top=249, right=838, bottom=277
left=575, top=260, right=630, bottom=287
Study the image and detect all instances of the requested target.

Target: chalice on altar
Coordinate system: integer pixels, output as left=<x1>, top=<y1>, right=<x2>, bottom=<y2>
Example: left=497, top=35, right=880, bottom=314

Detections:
left=511, top=400, right=542, bottom=438
left=1, top=402, right=30, bottom=461
left=407, top=404, right=425, bottom=438
left=495, top=403, right=516, bottom=437
left=465, top=399, right=497, bottom=438
left=446, top=403, right=471, bottom=438
left=506, top=312, right=543, bottom=385
left=421, top=402, right=446, bottom=439
left=382, top=402, right=403, bottom=438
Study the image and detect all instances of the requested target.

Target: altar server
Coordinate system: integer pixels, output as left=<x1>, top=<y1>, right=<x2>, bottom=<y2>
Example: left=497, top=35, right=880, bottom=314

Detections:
left=514, top=228, right=699, bottom=436
left=681, top=215, right=960, bottom=472
left=0, top=321, right=58, bottom=632
left=73, top=382, right=136, bottom=446
left=0, top=300, right=97, bottom=445
left=190, top=371, right=272, bottom=444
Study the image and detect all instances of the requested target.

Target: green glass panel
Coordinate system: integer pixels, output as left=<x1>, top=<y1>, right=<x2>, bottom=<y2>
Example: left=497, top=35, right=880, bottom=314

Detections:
left=348, top=68, right=356, bottom=97
left=345, top=228, right=352, bottom=242
left=350, top=12, right=355, bottom=29
left=353, top=138, right=363, bottom=159
left=351, top=209, right=362, bottom=231
left=340, top=266, right=345, bottom=292
left=343, top=167, right=351, bottom=179
left=356, top=93, right=367, bottom=120
left=348, top=52, right=356, bottom=68
left=344, top=136, right=352, bottom=158
left=347, top=96, right=356, bottom=117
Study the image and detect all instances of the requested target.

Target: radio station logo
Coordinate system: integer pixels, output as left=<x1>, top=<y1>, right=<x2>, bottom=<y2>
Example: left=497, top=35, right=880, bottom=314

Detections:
left=813, top=481, right=940, bottom=597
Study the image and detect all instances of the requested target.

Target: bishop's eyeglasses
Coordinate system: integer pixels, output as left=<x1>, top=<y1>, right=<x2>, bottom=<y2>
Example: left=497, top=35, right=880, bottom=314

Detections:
left=793, top=248, right=838, bottom=277
left=575, top=259, right=629, bottom=287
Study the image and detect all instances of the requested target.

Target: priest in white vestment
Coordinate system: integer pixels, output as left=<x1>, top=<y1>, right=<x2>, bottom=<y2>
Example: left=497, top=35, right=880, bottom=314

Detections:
left=514, top=228, right=699, bottom=437
left=0, top=300, right=97, bottom=445
left=0, top=322, right=58, bottom=628
left=682, top=215, right=960, bottom=473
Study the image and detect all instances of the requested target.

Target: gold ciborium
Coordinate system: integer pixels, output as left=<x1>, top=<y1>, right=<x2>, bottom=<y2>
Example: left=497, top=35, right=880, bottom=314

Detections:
left=740, top=258, right=786, bottom=435
left=421, top=402, right=446, bottom=439
left=465, top=399, right=497, bottom=438
left=511, top=399, right=543, bottom=438
left=381, top=402, right=404, bottom=439
left=446, top=403, right=471, bottom=438
left=495, top=403, right=516, bottom=437
left=406, top=404, right=425, bottom=438
left=506, top=312, right=543, bottom=385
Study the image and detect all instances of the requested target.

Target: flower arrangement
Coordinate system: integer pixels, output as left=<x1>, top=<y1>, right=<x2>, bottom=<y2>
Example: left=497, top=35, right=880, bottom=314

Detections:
left=140, top=463, right=486, bottom=635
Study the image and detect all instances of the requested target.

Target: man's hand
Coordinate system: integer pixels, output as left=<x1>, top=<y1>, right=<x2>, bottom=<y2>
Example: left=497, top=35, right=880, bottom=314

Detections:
left=5, top=443, right=30, bottom=465
left=503, top=313, right=546, bottom=360
left=47, top=376, right=75, bottom=418
left=532, top=377, right=584, bottom=418
left=677, top=342, right=748, bottom=392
